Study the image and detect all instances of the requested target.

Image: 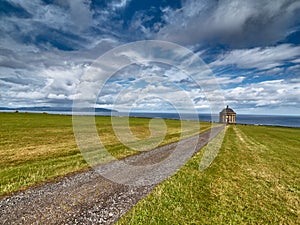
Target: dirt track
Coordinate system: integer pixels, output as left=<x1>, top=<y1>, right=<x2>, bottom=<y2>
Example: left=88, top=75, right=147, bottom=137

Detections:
left=0, top=126, right=224, bottom=225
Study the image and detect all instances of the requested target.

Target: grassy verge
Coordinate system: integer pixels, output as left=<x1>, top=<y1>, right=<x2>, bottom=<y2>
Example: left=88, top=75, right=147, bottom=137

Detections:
left=117, top=125, right=300, bottom=224
left=0, top=112, right=210, bottom=196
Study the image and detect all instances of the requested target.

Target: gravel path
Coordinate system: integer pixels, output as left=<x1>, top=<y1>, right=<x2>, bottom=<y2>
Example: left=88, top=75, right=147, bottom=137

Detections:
left=0, top=126, right=224, bottom=224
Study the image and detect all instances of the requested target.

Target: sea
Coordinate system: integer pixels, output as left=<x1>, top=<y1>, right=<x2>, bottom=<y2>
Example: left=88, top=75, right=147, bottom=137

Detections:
left=1, top=110, right=300, bottom=128
left=123, top=112, right=300, bottom=128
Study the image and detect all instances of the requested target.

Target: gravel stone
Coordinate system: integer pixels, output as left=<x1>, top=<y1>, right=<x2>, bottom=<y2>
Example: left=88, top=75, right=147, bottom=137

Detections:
left=0, top=127, right=223, bottom=224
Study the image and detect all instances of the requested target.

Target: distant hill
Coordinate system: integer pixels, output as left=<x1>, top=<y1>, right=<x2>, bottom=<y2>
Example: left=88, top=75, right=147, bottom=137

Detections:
left=0, top=106, right=117, bottom=113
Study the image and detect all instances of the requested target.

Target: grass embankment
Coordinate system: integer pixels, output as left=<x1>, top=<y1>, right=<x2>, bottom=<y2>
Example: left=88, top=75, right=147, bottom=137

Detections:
left=118, top=125, right=300, bottom=224
left=0, top=112, right=210, bottom=196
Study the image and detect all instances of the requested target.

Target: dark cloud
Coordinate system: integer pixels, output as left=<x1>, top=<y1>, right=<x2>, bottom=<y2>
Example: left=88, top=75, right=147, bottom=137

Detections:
left=156, top=0, right=300, bottom=48
left=0, top=1, right=95, bottom=51
left=0, top=0, right=299, bottom=114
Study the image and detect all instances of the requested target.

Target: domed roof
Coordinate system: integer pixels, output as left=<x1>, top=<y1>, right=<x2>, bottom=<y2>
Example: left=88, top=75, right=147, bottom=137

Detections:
left=220, top=105, right=236, bottom=114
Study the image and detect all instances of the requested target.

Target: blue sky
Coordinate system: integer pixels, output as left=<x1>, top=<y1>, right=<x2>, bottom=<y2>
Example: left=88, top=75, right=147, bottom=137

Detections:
left=0, top=0, right=300, bottom=115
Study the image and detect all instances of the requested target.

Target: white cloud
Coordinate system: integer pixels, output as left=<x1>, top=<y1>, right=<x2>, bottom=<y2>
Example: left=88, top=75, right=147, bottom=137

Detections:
left=47, top=93, right=68, bottom=100
left=11, top=0, right=93, bottom=31
left=211, top=44, right=300, bottom=70
left=1, top=0, right=299, bottom=116
left=67, top=0, right=93, bottom=31
left=291, top=58, right=300, bottom=64
left=15, top=91, right=46, bottom=100
left=223, top=79, right=300, bottom=113
left=215, top=76, right=245, bottom=86
left=109, top=0, right=131, bottom=10
left=287, top=64, right=300, bottom=71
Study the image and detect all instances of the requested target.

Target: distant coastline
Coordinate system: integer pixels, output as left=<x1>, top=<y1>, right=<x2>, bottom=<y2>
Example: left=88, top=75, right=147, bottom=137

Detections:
left=0, top=106, right=117, bottom=113
left=1, top=110, right=299, bottom=128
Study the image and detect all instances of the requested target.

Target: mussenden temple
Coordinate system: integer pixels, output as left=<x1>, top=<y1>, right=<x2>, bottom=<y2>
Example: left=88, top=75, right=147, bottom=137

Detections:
left=219, top=106, right=236, bottom=124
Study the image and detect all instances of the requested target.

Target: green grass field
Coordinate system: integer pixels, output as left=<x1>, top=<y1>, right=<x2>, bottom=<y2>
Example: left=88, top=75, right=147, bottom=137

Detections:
left=118, top=125, right=300, bottom=224
left=0, top=112, right=210, bottom=196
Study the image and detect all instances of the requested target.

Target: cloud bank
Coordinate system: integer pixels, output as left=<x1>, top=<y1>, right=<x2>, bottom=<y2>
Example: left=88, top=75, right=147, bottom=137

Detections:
left=0, top=0, right=299, bottom=114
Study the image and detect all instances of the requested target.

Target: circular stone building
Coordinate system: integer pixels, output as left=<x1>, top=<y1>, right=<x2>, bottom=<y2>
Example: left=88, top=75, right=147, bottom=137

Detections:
left=219, top=105, right=236, bottom=124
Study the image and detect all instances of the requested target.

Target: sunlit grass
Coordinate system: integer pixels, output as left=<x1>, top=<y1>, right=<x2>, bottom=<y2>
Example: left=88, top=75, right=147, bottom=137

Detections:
left=0, top=112, right=210, bottom=196
left=118, top=125, right=300, bottom=224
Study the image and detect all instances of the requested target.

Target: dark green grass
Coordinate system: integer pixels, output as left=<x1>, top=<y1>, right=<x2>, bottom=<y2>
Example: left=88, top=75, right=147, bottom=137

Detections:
left=0, top=112, right=210, bottom=196
left=118, top=125, right=300, bottom=224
